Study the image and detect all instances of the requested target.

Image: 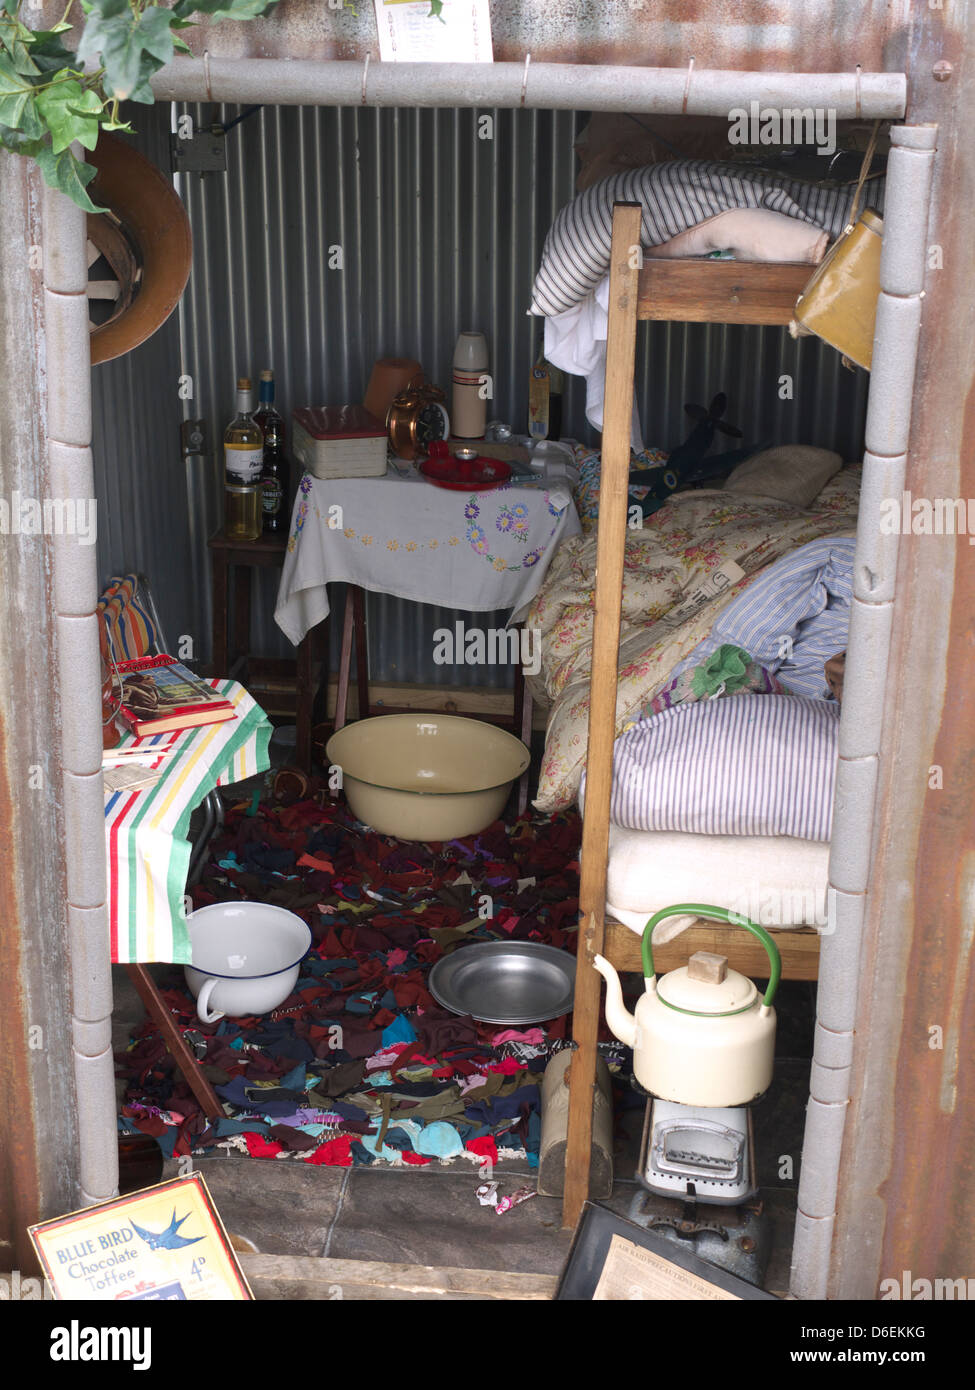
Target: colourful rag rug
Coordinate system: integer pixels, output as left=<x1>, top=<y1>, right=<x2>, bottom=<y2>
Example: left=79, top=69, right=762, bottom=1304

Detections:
left=116, top=792, right=620, bottom=1169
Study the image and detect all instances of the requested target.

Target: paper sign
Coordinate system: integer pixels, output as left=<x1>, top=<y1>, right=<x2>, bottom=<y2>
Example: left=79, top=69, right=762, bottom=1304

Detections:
left=28, top=1173, right=252, bottom=1301
left=592, top=1234, right=742, bottom=1301
left=373, top=0, right=493, bottom=63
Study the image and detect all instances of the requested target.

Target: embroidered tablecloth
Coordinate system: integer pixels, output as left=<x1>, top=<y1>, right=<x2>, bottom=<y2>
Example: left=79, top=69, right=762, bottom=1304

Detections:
left=274, top=466, right=582, bottom=645
left=105, top=680, right=271, bottom=964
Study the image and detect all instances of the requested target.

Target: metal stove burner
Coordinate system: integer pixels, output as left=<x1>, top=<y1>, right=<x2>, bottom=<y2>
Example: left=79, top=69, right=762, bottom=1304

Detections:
left=640, top=1099, right=756, bottom=1204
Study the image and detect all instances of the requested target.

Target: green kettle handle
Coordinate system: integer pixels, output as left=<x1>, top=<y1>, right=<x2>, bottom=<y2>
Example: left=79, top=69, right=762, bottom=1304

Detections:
left=641, top=903, right=781, bottom=1009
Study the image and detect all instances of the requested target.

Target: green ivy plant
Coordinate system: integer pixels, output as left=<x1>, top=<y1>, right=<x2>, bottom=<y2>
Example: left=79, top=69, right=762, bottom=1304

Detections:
left=0, top=0, right=282, bottom=213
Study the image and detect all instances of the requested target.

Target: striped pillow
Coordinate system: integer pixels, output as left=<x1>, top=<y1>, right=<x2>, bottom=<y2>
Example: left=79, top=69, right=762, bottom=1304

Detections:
left=529, top=159, right=881, bottom=318
left=98, top=575, right=159, bottom=661
left=607, top=693, right=839, bottom=840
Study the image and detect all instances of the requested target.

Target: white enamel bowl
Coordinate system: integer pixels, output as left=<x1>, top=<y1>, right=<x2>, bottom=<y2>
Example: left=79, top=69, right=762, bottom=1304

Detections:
left=184, top=902, right=312, bottom=1023
left=326, top=714, right=530, bottom=841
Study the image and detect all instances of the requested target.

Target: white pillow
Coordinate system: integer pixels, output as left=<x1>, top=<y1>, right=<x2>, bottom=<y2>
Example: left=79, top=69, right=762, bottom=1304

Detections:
left=723, top=445, right=842, bottom=508
left=607, top=694, right=839, bottom=840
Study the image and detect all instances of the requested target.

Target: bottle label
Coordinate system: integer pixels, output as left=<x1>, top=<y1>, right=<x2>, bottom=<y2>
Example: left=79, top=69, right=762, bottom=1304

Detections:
left=262, top=478, right=283, bottom=515
left=225, top=444, right=263, bottom=482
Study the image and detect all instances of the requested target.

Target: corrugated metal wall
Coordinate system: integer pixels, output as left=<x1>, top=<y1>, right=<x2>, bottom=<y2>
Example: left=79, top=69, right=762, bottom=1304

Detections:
left=91, top=100, right=868, bottom=682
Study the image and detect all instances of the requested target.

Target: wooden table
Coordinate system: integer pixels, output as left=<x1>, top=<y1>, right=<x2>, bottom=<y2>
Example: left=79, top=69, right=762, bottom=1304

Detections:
left=208, top=528, right=319, bottom=769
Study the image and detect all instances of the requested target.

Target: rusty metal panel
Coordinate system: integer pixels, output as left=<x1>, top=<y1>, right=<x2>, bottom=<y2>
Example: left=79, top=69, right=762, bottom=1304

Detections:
left=179, top=0, right=906, bottom=71
left=829, top=10, right=975, bottom=1298
left=0, top=152, right=79, bottom=1273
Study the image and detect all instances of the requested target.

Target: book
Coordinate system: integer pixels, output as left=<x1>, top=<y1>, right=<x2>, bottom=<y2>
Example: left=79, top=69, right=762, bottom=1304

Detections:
left=115, top=654, right=237, bottom=737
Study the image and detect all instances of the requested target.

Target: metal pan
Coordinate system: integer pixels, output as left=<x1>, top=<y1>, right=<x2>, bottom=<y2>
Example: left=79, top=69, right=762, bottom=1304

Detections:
left=428, top=941, right=576, bottom=1025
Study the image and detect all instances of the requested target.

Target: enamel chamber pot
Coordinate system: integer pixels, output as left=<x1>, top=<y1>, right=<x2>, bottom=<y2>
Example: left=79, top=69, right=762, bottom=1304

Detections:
left=593, top=904, right=781, bottom=1107
left=184, top=902, right=311, bottom=1024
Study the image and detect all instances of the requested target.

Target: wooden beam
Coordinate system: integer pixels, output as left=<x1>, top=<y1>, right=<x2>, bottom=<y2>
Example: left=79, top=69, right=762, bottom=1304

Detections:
left=563, top=202, right=642, bottom=1231
left=637, top=258, right=810, bottom=325
left=237, top=1254, right=557, bottom=1301
left=603, top=919, right=821, bottom=980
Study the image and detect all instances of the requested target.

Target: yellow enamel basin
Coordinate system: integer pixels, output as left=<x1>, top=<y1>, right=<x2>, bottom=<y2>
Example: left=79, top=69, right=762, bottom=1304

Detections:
left=325, top=714, right=530, bottom=841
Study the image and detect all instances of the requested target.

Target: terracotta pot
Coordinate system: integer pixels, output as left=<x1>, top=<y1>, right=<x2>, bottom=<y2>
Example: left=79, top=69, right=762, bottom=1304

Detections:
left=363, top=357, right=422, bottom=424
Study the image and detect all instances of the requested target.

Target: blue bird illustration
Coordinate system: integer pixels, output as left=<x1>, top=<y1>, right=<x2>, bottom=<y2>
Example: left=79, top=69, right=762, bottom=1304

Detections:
left=130, top=1209, right=204, bottom=1251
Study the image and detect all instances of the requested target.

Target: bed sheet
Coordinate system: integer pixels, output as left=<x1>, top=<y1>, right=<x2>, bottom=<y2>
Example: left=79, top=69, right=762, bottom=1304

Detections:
left=526, top=466, right=861, bottom=812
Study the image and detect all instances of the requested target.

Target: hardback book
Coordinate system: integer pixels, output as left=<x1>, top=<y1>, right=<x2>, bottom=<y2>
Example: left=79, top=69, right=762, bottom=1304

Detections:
left=115, top=654, right=236, bottom=736
left=291, top=405, right=388, bottom=480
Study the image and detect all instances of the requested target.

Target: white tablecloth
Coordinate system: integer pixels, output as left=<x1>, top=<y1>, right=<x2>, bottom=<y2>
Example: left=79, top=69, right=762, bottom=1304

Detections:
left=274, top=465, right=582, bottom=644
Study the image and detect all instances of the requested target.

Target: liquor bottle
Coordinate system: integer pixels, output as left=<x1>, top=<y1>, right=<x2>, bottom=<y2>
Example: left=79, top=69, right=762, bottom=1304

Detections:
left=224, top=376, right=263, bottom=541
left=528, top=347, right=564, bottom=442
left=253, top=368, right=289, bottom=535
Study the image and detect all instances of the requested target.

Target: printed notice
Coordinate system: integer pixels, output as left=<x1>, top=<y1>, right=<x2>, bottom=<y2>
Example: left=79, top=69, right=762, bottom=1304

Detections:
left=656, top=558, right=747, bottom=629
left=592, top=1234, right=742, bottom=1301
left=373, top=1, right=493, bottom=63
left=29, top=1173, right=252, bottom=1301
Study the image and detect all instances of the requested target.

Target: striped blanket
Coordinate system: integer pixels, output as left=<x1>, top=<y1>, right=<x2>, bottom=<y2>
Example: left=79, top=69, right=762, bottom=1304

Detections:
left=529, top=159, right=886, bottom=317
left=105, top=680, right=271, bottom=964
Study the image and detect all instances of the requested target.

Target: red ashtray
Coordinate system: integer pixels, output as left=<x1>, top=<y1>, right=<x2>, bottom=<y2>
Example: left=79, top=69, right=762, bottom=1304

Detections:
left=420, top=448, right=512, bottom=491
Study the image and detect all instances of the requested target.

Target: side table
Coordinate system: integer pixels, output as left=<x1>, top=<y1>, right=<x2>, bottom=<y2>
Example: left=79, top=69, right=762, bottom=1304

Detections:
left=209, top=528, right=319, bottom=769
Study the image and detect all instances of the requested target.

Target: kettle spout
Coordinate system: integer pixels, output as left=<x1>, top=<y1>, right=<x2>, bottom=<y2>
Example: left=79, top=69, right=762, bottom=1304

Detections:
left=592, top=954, right=638, bottom=1051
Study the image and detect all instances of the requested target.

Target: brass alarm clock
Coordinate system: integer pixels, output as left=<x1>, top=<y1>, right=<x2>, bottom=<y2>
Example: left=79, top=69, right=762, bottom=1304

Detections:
left=386, top=379, right=451, bottom=461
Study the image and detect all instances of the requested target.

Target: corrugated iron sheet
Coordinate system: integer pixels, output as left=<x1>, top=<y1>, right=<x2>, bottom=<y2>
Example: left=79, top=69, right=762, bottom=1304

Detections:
left=182, top=0, right=905, bottom=72
left=90, top=99, right=867, bottom=681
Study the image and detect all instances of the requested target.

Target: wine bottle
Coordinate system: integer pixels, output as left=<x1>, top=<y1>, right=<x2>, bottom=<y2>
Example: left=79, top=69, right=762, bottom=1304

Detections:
left=224, top=377, right=263, bottom=541
left=253, top=369, right=289, bottom=535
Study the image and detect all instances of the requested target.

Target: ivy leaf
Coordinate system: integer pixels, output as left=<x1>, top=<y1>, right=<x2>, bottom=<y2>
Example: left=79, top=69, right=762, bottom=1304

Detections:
left=0, top=121, right=45, bottom=155
left=0, top=51, right=27, bottom=96
left=428, top=0, right=445, bottom=20
left=10, top=40, right=41, bottom=77
left=77, top=2, right=174, bottom=101
left=20, top=30, right=78, bottom=76
left=174, top=0, right=280, bottom=19
left=35, top=143, right=106, bottom=215
left=36, top=78, right=102, bottom=153
left=0, top=86, right=44, bottom=136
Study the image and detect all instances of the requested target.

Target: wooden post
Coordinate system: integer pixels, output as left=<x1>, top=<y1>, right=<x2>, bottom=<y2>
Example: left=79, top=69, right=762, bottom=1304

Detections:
left=562, top=203, right=642, bottom=1229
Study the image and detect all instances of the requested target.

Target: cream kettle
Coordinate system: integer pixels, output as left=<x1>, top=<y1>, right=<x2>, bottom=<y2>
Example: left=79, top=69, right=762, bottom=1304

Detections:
left=593, top=904, right=781, bottom=1107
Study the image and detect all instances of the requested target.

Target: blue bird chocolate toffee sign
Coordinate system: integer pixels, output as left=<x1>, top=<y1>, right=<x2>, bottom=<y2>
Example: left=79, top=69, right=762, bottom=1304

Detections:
left=28, top=1173, right=252, bottom=1301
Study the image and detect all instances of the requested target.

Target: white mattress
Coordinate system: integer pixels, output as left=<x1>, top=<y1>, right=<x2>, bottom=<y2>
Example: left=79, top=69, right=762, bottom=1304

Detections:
left=605, top=823, right=830, bottom=944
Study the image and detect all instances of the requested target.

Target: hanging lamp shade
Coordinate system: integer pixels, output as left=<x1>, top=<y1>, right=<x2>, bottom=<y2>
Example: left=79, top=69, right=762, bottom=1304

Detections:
left=85, top=133, right=193, bottom=366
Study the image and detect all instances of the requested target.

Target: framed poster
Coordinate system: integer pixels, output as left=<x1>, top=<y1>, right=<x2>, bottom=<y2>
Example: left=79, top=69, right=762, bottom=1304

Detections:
left=373, top=1, right=493, bottom=64
left=556, top=1203, right=778, bottom=1301
left=28, top=1173, right=252, bottom=1302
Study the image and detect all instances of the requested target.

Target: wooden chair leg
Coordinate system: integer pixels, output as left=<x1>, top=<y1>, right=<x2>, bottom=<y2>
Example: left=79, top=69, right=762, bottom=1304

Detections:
left=211, top=552, right=229, bottom=675
left=124, top=964, right=225, bottom=1121
left=331, top=591, right=355, bottom=799
left=295, top=627, right=314, bottom=772
left=352, top=585, right=369, bottom=719
left=230, top=564, right=251, bottom=680
left=514, top=659, right=533, bottom=817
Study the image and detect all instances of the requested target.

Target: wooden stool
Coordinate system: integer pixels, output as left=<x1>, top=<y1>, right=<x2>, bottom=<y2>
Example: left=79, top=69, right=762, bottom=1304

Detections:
left=208, top=529, right=319, bottom=769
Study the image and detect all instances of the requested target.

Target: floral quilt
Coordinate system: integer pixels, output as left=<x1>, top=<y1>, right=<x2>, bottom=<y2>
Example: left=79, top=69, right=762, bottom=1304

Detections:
left=526, top=466, right=862, bottom=811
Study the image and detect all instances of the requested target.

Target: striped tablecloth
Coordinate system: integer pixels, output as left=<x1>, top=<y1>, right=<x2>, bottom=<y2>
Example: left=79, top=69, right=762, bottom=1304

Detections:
left=105, top=680, right=271, bottom=965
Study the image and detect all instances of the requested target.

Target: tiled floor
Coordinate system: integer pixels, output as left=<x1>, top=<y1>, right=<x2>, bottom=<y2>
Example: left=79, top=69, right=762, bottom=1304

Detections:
left=112, top=873, right=816, bottom=1300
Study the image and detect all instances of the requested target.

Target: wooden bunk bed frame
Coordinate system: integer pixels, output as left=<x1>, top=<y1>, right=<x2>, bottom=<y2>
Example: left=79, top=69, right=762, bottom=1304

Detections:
left=562, top=202, right=822, bottom=1228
